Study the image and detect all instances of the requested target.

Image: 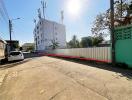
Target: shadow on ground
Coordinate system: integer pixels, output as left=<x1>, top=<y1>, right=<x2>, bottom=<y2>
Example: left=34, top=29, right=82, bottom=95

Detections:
left=48, top=56, right=132, bottom=80
left=0, top=59, right=31, bottom=70
left=23, top=53, right=41, bottom=59
left=0, top=53, right=41, bottom=70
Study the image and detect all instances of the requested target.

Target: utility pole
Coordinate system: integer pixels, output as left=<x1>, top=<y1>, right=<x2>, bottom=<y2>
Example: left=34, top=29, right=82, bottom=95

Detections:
left=8, top=18, right=20, bottom=51
left=121, top=0, right=123, bottom=18
left=110, top=0, right=116, bottom=65
left=9, top=19, right=12, bottom=51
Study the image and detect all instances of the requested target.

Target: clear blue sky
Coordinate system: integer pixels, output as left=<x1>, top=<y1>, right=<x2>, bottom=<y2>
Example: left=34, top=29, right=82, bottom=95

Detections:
left=0, top=0, right=109, bottom=45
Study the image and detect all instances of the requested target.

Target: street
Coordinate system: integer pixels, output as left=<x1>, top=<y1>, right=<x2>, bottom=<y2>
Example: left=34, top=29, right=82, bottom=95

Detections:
left=0, top=56, right=132, bottom=100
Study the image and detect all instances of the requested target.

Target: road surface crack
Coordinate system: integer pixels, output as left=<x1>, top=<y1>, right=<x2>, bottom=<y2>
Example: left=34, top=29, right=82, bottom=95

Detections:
left=49, top=88, right=66, bottom=100
left=74, top=79, right=110, bottom=100
left=46, top=65, right=111, bottom=100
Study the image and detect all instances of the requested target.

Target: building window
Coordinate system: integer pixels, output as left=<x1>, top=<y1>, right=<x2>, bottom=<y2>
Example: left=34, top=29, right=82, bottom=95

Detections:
left=37, top=31, right=39, bottom=34
left=40, top=27, right=43, bottom=31
left=55, top=26, right=57, bottom=30
left=38, top=36, right=39, bottom=39
left=37, top=26, right=39, bottom=29
left=38, top=41, right=40, bottom=44
left=56, top=38, right=58, bottom=40
left=45, top=39, right=47, bottom=41
left=40, top=22, right=41, bottom=25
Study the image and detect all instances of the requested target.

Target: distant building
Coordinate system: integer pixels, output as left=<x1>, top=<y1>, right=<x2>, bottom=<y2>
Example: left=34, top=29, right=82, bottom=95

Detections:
left=0, top=38, right=7, bottom=60
left=6, top=40, right=19, bottom=51
left=33, top=18, right=66, bottom=51
left=98, top=40, right=111, bottom=47
left=22, top=43, right=35, bottom=51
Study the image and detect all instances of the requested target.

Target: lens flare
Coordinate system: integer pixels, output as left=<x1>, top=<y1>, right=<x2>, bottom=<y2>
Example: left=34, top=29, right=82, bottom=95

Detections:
left=67, top=0, right=82, bottom=16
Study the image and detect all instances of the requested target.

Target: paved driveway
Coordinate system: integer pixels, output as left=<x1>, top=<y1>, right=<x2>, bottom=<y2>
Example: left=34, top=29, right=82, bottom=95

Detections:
left=0, top=56, right=132, bottom=100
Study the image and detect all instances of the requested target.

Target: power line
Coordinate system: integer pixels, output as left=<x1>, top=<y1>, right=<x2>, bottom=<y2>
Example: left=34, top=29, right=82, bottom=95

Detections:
left=0, top=13, right=7, bottom=23
left=0, top=6, right=8, bottom=24
left=0, top=0, right=9, bottom=24
left=0, top=0, right=9, bottom=19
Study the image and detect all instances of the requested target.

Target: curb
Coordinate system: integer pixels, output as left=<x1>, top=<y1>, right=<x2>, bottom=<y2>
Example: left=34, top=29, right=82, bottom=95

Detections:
left=0, top=70, right=8, bottom=87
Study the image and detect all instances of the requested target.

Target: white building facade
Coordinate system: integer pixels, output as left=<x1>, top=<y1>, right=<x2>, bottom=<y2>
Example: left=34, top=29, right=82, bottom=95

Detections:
left=33, top=19, right=66, bottom=51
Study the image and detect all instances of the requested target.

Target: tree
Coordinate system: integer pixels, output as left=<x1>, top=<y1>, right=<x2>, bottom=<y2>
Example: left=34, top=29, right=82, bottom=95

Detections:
left=91, top=0, right=131, bottom=36
left=80, top=36, right=93, bottom=48
left=26, top=46, right=35, bottom=52
left=68, top=35, right=80, bottom=48
left=49, top=40, right=59, bottom=49
left=127, top=1, right=132, bottom=16
left=19, top=47, right=23, bottom=51
left=91, top=12, right=110, bottom=37
left=92, top=35, right=104, bottom=46
left=114, top=1, right=132, bottom=25
left=12, top=42, right=19, bottom=49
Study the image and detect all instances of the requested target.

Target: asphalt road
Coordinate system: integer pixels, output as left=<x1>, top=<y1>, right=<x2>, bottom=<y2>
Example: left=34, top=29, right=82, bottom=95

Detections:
left=0, top=56, right=132, bottom=100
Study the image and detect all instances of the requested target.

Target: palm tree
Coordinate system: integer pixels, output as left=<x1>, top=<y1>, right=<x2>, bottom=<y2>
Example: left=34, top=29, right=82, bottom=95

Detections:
left=49, top=40, right=59, bottom=49
left=68, top=35, right=80, bottom=48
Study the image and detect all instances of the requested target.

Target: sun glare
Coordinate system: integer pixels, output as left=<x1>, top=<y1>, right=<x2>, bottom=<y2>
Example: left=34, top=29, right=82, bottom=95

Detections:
left=67, top=0, right=82, bottom=16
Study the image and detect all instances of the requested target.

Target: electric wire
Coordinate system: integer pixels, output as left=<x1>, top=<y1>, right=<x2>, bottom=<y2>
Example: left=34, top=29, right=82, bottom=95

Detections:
left=0, top=0, right=9, bottom=18
left=0, top=0, right=9, bottom=25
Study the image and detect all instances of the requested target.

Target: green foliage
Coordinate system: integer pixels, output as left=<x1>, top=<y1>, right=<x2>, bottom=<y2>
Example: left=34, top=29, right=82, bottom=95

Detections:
left=92, top=0, right=132, bottom=36
left=49, top=40, right=59, bottom=49
left=26, top=46, right=35, bottom=52
left=91, top=12, right=110, bottom=36
left=67, top=35, right=80, bottom=48
left=19, top=47, right=23, bottom=51
left=127, top=1, right=132, bottom=15
left=129, top=1, right=132, bottom=9
left=12, top=42, right=19, bottom=49
left=80, top=36, right=93, bottom=48
left=92, top=35, right=104, bottom=46
left=68, top=35, right=104, bottom=48
left=114, top=0, right=128, bottom=18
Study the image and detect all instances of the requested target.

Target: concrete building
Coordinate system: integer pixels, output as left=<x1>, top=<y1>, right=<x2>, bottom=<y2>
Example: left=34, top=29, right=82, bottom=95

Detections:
left=22, top=43, right=35, bottom=52
left=33, top=19, right=66, bottom=51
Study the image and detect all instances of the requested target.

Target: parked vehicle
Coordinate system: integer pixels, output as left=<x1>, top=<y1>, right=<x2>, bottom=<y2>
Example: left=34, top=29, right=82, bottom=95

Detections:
left=8, top=51, right=24, bottom=62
